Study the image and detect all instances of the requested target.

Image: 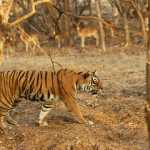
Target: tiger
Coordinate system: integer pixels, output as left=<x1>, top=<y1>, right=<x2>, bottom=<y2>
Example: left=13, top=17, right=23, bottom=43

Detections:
left=0, top=69, right=103, bottom=130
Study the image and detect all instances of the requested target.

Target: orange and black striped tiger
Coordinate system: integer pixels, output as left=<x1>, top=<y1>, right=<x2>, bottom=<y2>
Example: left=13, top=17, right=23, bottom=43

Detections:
left=0, top=69, right=103, bottom=130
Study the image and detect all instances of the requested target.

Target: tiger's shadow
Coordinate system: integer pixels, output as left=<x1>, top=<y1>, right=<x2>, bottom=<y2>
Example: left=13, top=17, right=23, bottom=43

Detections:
left=49, top=115, right=76, bottom=123
left=32, top=115, right=96, bottom=126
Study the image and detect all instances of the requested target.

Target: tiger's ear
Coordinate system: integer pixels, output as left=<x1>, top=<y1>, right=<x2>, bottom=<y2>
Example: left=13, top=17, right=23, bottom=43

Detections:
left=93, top=70, right=97, bottom=75
left=84, top=72, right=90, bottom=78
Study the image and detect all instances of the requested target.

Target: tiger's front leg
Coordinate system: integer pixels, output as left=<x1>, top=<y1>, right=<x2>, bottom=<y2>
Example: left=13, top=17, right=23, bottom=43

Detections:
left=63, top=97, right=94, bottom=125
left=39, top=102, right=55, bottom=126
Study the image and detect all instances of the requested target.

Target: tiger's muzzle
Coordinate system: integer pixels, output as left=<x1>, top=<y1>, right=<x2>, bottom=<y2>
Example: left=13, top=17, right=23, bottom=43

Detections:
left=91, top=88, right=104, bottom=96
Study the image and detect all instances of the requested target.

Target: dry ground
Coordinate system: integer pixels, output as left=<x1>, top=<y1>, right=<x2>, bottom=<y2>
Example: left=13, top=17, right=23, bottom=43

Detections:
left=0, top=43, right=148, bottom=150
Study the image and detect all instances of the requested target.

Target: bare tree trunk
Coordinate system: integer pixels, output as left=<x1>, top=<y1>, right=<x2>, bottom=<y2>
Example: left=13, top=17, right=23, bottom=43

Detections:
left=120, top=1, right=131, bottom=47
left=88, top=0, right=93, bottom=25
left=0, top=0, right=14, bottom=67
left=0, top=0, right=51, bottom=67
left=2, top=0, right=14, bottom=23
left=145, top=0, right=150, bottom=147
left=127, top=0, right=148, bottom=45
left=95, top=0, right=106, bottom=51
left=0, top=1, right=3, bottom=66
left=64, top=0, right=72, bottom=46
left=0, top=1, right=3, bottom=19
left=88, top=0, right=92, bottom=16
left=0, top=34, right=4, bottom=67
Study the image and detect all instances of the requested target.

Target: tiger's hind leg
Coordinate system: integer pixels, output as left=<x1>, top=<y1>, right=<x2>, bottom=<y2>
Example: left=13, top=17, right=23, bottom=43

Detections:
left=5, top=99, right=22, bottom=127
left=0, top=116, right=7, bottom=130
left=0, top=98, right=19, bottom=130
left=5, top=113, right=18, bottom=126
left=39, top=102, right=55, bottom=126
left=0, top=108, right=11, bottom=130
left=5, top=97, right=24, bottom=127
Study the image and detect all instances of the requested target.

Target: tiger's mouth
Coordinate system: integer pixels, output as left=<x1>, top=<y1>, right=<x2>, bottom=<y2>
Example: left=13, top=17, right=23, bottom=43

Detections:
left=91, top=89, right=99, bottom=95
left=91, top=88, right=104, bottom=96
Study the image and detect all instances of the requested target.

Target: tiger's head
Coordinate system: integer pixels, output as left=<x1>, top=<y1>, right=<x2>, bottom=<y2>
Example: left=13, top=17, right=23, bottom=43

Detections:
left=77, top=70, right=103, bottom=95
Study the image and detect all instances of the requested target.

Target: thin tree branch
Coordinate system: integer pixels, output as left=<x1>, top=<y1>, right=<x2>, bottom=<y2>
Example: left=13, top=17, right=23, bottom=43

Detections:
left=7, top=0, right=52, bottom=28
left=51, top=3, right=124, bottom=31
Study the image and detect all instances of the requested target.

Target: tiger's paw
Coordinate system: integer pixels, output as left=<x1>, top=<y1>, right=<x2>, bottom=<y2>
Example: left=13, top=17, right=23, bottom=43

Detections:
left=7, top=120, right=19, bottom=126
left=0, top=125, right=12, bottom=131
left=86, top=120, right=94, bottom=125
left=39, top=121, right=48, bottom=127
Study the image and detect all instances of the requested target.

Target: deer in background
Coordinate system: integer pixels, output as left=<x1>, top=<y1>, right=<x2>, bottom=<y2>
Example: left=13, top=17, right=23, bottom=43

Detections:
left=52, top=29, right=70, bottom=48
left=104, top=20, right=115, bottom=37
left=52, top=23, right=77, bottom=48
left=19, top=30, right=39, bottom=52
left=3, top=34, right=18, bottom=58
left=76, top=22, right=100, bottom=48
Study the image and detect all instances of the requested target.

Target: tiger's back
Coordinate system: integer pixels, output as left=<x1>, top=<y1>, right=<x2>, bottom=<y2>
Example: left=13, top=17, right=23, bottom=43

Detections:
left=0, top=69, right=103, bottom=130
left=0, top=70, right=60, bottom=101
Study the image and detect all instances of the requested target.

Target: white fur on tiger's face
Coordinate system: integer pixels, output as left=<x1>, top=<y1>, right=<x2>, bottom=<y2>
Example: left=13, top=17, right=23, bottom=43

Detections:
left=76, top=71, right=103, bottom=95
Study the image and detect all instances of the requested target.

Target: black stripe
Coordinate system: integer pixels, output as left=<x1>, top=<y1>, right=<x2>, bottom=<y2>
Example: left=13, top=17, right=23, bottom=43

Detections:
left=30, top=78, right=35, bottom=93
left=3, top=76, right=13, bottom=105
left=17, top=70, right=24, bottom=81
left=8, top=71, right=15, bottom=93
left=45, top=71, right=48, bottom=88
left=36, top=72, right=40, bottom=86
left=29, top=70, right=36, bottom=82
left=2, top=94, right=12, bottom=106
left=19, top=71, right=26, bottom=80
left=0, top=94, right=11, bottom=109
left=23, top=71, right=30, bottom=90
left=22, top=79, right=27, bottom=92
left=14, top=74, right=19, bottom=92
left=76, top=80, right=79, bottom=87
left=64, top=69, right=67, bottom=75
left=40, top=93, right=45, bottom=101
left=57, top=70, right=61, bottom=93
left=70, top=70, right=74, bottom=73
left=51, top=72, right=55, bottom=95
left=40, top=71, right=43, bottom=91
left=43, top=105, right=51, bottom=109
left=2, top=76, right=12, bottom=105
left=36, top=80, right=42, bottom=100
left=78, top=72, right=83, bottom=74
left=37, top=81, right=42, bottom=96
left=10, top=70, right=16, bottom=86
left=42, top=108, right=49, bottom=112
left=0, top=107, right=10, bottom=113
left=24, top=91, right=28, bottom=99
left=9, top=70, right=16, bottom=77
left=48, top=90, right=50, bottom=99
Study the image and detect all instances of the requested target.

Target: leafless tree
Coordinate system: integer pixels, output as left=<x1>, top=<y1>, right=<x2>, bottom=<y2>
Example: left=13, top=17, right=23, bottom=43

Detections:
left=120, top=1, right=131, bottom=46
left=145, top=0, right=150, bottom=147
left=95, top=0, right=106, bottom=51
left=0, top=0, right=51, bottom=66
left=109, top=0, right=148, bottom=45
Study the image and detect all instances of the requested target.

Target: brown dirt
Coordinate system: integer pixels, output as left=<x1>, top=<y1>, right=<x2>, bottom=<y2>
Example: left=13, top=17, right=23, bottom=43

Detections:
left=0, top=43, right=148, bottom=150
